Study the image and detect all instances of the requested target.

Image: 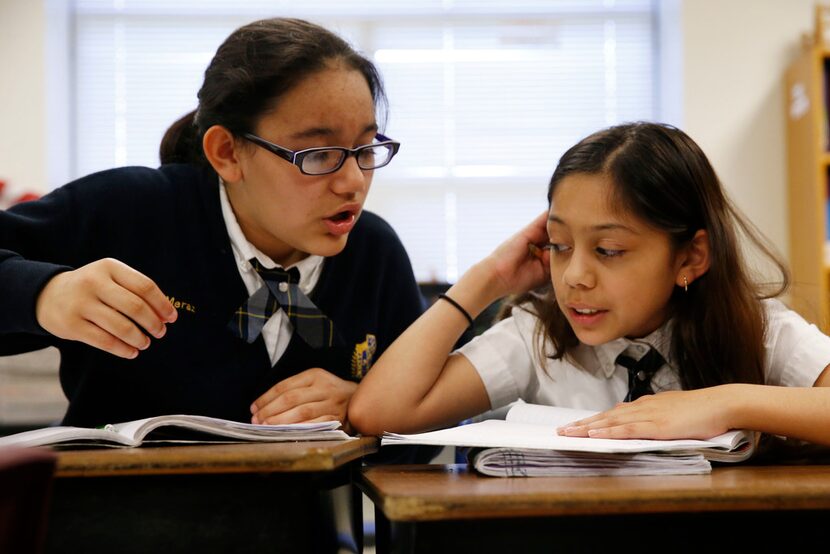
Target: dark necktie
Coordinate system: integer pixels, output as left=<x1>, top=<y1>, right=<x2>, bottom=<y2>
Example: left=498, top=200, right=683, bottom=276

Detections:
left=228, top=259, right=336, bottom=348
left=616, top=347, right=665, bottom=402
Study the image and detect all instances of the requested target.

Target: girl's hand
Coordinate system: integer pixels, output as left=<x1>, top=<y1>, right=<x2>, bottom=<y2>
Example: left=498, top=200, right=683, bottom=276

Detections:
left=35, top=258, right=177, bottom=359
left=478, top=210, right=551, bottom=297
left=250, top=368, right=358, bottom=432
left=557, top=388, right=733, bottom=441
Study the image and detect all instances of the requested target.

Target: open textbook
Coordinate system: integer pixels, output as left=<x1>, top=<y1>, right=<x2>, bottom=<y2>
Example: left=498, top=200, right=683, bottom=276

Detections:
left=382, top=403, right=755, bottom=477
left=0, top=414, right=350, bottom=448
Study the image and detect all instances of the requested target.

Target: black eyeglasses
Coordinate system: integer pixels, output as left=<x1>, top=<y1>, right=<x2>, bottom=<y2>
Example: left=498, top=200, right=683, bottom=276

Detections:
left=242, top=132, right=401, bottom=176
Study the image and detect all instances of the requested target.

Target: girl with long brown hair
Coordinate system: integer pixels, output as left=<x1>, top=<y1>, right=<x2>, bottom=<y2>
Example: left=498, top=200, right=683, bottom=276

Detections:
left=351, top=122, right=830, bottom=446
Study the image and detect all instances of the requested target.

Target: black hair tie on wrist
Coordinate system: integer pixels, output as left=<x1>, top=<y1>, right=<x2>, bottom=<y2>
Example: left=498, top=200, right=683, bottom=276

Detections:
left=438, top=293, right=474, bottom=327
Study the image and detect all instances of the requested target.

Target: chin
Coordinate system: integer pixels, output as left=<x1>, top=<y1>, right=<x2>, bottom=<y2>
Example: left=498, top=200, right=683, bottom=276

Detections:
left=571, top=327, right=615, bottom=347
left=310, top=235, right=349, bottom=258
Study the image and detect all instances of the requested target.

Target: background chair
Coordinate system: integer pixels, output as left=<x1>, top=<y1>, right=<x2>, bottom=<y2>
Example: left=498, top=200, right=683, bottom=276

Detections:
left=0, top=447, right=57, bottom=554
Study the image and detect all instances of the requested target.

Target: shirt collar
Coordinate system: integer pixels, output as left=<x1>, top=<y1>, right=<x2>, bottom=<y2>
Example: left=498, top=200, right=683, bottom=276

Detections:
left=584, top=320, right=674, bottom=379
left=218, top=179, right=323, bottom=290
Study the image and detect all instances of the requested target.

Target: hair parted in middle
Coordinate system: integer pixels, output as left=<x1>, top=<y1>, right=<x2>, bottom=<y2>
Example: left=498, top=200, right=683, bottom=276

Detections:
left=509, top=122, right=788, bottom=390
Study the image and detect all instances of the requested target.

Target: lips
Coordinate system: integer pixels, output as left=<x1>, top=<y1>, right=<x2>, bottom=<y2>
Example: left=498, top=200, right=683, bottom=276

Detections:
left=565, top=303, right=608, bottom=326
left=323, top=204, right=361, bottom=236
left=567, top=302, right=603, bottom=313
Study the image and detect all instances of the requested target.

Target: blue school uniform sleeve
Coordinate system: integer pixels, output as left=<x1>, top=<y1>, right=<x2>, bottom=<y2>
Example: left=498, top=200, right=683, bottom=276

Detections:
left=0, top=167, right=165, bottom=348
left=0, top=183, right=80, bottom=340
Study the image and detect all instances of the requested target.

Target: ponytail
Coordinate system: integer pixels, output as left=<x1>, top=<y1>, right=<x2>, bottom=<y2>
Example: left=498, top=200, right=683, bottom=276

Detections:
left=159, top=110, right=202, bottom=165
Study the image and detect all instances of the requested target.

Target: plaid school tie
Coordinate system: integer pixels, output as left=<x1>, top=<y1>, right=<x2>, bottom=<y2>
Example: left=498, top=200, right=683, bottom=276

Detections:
left=616, top=347, right=665, bottom=402
left=228, top=259, right=336, bottom=348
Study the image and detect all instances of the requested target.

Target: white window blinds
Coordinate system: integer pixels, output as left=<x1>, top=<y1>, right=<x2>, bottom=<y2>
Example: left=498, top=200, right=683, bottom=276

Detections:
left=71, top=0, right=656, bottom=282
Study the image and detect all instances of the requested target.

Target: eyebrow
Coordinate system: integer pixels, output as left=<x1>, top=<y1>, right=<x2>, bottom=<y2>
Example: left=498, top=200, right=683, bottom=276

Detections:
left=289, top=122, right=379, bottom=141
left=548, top=215, right=638, bottom=234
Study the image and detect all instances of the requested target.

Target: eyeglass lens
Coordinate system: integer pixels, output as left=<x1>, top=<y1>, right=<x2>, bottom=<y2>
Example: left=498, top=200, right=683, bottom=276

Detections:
left=301, top=144, right=395, bottom=175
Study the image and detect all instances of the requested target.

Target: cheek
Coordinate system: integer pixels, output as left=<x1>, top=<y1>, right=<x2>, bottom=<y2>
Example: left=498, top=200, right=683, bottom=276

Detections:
left=548, top=257, right=565, bottom=280
left=249, top=173, right=316, bottom=215
left=618, top=265, right=672, bottom=296
left=550, top=270, right=567, bottom=302
left=258, top=194, right=317, bottom=232
left=618, top=269, right=676, bottom=317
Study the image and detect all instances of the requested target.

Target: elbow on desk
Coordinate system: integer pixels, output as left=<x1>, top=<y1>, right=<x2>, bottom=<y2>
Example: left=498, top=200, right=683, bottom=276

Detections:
left=348, top=392, right=387, bottom=436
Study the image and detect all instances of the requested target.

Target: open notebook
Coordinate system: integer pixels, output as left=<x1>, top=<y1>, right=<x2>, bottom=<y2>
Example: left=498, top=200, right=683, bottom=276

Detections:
left=0, top=414, right=350, bottom=448
left=382, top=403, right=754, bottom=477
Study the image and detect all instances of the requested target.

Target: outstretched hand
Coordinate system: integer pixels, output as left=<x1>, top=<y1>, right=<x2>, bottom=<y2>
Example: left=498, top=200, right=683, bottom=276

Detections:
left=250, top=367, right=358, bottom=431
left=35, top=258, right=177, bottom=359
left=556, top=387, right=733, bottom=441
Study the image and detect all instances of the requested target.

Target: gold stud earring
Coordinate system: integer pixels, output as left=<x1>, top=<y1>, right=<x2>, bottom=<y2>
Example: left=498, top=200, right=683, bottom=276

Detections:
left=683, top=275, right=688, bottom=293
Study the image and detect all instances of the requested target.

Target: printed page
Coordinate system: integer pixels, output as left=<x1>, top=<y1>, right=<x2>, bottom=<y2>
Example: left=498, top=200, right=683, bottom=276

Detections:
left=505, top=403, right=752, bottom=455
left=505, top=403, right=598, bottom=428
left=0, top=425, right=137, bottom=448
left=383, top=419, right=734, bottom=453
left=0, top=416, right=350, bottom=449
left=112, top=415, right=348, bottom=443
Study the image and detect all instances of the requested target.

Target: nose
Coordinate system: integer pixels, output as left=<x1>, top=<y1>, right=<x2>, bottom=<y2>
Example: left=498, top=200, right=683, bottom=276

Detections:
left=330, top=156, right=370, bottom=197
left=561, top=248, right=596, bottom=289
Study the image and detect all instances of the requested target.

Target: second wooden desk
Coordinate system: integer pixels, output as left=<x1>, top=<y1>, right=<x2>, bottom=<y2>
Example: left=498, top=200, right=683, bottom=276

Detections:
left=361, top=463, right=830, bottom=553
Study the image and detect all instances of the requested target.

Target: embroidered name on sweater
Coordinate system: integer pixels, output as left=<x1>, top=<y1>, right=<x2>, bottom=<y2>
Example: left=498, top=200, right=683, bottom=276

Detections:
left=167, top=296, right=196, bottom=314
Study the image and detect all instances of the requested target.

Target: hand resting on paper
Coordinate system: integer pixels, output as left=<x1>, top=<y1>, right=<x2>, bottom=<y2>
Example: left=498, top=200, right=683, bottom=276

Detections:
left=557, top=387, right=733, bottom=441
left=251, top=367, right=357, bottom=432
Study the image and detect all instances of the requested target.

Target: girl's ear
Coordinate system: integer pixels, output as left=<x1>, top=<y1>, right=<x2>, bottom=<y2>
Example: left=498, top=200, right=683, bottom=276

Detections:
left=202, top=125, right=243, bottom=183
left=677, top=229, right=710, bottom=288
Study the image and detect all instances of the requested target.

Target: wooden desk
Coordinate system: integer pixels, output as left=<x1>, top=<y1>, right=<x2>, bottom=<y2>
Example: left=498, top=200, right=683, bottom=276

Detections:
left=47, top=438, right=376, bottom=554
left=361, top=463, right=830, bottom=553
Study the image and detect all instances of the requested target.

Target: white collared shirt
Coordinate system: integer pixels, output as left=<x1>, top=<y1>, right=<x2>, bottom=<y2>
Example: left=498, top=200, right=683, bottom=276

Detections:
left=219, top=182, right=324, bottom=365
left=458, top=299, right=830, bottom=412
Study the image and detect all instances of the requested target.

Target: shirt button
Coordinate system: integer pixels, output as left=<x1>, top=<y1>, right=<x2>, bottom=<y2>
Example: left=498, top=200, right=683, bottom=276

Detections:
left=279, top=282, right=289, bottom=293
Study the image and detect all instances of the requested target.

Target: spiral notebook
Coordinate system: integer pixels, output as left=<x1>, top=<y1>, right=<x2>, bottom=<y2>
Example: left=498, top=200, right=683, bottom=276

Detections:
left=382, top=403, right=754, bottom=477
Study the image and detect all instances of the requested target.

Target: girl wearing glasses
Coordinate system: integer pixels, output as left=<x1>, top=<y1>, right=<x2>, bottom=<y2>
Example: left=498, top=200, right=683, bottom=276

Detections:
left=350, top=122, right=830, bottom=449
left=0, top=18, right=421, bottom=439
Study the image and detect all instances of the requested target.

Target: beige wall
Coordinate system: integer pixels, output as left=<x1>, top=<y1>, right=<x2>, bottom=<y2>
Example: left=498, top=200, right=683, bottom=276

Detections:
left=681, top=0, right=815, bottom=262
left=0, top=0, right=46, bottom=199
left=0, top=0, right=821, bottom=263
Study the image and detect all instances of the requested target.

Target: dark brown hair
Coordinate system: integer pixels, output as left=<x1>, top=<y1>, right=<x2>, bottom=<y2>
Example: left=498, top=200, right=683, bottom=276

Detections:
left=159, top=18, right=387, bottom=165
left=512, top=122, right=788, bottom=389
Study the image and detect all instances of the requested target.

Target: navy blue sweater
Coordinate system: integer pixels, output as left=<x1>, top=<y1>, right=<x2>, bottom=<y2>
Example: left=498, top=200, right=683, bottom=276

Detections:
left=0, top=164, right=424, bottom=427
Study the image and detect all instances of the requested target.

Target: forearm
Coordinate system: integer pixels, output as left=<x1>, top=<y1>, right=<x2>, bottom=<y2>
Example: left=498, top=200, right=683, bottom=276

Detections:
left=350, top=262, right=504, bottom=435
left=725, top=383, right=830, bottom=445
left=0, top=188, right=78, bottom=335
left=0, top=250, right=70, bottom=335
